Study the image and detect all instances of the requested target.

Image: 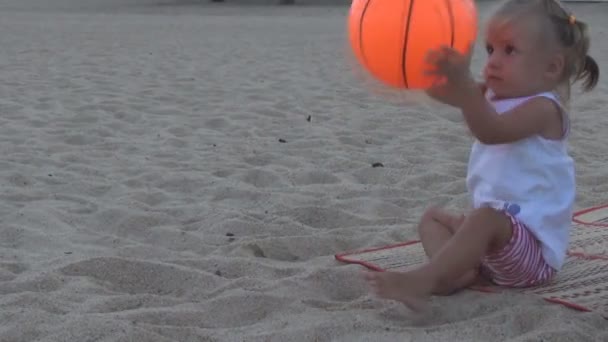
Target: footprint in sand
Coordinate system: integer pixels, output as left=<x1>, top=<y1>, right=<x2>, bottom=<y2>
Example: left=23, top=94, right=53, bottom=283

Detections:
left=59, top=257, right=222, bottom=296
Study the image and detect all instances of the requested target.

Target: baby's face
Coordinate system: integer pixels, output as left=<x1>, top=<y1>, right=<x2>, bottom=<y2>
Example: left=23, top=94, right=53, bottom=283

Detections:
left=482, top=16, right=553, bottom=99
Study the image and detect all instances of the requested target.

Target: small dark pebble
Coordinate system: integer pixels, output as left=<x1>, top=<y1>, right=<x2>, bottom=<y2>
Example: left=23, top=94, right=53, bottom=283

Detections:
left=226, top=233, right=234, bottom=237
left=64, top=252, right=72, bottom=255
left=306, top=115, right=311, bottom=122
left=215, top=270, right=222, bottom=276
left=278, top=138, right=287, bottom=143
left=48, top=174, right=53, bottom=177
left=372, top=162, right=384, bottom=168
left=212, top=144, right=216, bottom=147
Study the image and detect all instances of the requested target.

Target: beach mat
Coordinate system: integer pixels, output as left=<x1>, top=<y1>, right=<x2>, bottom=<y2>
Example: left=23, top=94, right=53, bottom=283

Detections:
left=335, top=204, right=608, bottom=318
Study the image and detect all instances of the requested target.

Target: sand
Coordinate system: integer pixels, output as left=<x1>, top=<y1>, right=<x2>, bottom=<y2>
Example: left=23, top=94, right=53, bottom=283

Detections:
left=0, top=1, right=607, bottom=341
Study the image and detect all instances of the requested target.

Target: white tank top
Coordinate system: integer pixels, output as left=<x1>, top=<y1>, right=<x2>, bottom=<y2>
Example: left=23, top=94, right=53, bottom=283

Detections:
left=466, top=90, right=575, bottom=271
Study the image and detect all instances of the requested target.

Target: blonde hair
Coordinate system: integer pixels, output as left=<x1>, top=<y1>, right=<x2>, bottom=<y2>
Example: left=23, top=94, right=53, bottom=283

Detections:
left=493, top=0, right=599, bottom=98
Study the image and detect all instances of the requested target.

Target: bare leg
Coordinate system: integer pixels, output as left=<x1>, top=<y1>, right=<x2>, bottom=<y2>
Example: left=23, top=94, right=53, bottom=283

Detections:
left=365, top=207, right=512, bottom=310
left=417, top=207, right=479, bottom=295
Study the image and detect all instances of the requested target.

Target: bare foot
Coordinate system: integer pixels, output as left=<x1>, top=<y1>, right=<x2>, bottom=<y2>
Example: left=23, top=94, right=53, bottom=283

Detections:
left=363, top=269, right=436, bottom=311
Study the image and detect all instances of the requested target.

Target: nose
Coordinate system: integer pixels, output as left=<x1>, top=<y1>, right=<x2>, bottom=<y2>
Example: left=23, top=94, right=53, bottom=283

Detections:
left=487, top=53, right=501, bottom=70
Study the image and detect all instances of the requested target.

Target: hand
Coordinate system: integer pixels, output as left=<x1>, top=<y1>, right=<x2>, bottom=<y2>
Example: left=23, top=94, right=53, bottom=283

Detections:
left=424, top=44, right=478, bottom=108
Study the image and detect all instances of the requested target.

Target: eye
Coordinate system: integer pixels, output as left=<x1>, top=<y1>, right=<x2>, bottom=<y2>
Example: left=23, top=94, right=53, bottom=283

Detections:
left=486, top=44, right=494, bottom=54
left=505, top=44, right=516, bottom=55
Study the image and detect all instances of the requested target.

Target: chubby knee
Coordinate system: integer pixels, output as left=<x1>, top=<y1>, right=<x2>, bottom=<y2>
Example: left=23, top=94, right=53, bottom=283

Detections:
left=418, top=206, right=441, bottom=234
left=460, top=207, right=512, bottom=248
left=464, top=207, right=508, bottom=228
left=419, top=206, right=464, bottom=235
left=421, top=205, right=445, bottom=221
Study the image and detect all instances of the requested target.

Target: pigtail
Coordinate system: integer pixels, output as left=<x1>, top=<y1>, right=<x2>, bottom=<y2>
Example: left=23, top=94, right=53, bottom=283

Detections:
left=546, top=3, right=600, bottom=93
left=568, top=19, right=599, bottom=92
left=578, top=55, right=599, bottom=92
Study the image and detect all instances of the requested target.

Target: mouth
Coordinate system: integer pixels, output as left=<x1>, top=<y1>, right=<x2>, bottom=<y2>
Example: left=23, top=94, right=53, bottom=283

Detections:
left=486, top=75, right=502, bottom=82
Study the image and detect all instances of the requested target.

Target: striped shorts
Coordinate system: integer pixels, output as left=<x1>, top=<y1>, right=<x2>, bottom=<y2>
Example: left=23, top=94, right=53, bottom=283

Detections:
left=480, top=213, right=556, bottom=288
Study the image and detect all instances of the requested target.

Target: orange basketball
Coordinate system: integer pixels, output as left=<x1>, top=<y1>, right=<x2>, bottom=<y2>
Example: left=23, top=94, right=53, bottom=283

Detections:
left=348, top=0, right=478, bottom=89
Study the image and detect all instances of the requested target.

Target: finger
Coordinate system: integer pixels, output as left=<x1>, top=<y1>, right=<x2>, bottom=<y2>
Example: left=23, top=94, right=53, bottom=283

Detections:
left=425, top=49, right=442, bottom=64
left=425, top=66, right=452, bottom=80
left=442, top=46, right=470, bottom=64
left=424, top=70, right=441, bottom=76
left=440, top=45, right=458, bottom=56
left=429, top=46, right=452, bottom=59
left=448, top=51, right=465, bottom=65
left=433, top=60, right=452, bottom=74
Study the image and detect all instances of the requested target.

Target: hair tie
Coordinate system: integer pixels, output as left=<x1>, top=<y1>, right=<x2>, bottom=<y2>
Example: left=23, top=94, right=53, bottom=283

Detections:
left=568, top=14, right=576, bottom=25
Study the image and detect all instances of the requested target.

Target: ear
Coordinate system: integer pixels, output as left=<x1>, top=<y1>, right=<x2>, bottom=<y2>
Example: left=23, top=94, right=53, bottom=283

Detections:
left=545, top=53, right=565, bottom=82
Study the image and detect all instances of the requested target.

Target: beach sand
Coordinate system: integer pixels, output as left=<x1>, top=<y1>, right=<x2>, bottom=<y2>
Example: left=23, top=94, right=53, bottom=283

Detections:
left=0, top=1, right=607, bottom=341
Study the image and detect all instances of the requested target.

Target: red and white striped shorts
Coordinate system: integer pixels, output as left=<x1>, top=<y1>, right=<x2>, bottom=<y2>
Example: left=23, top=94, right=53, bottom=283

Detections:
left=480, top=213, right=556, bottom=288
